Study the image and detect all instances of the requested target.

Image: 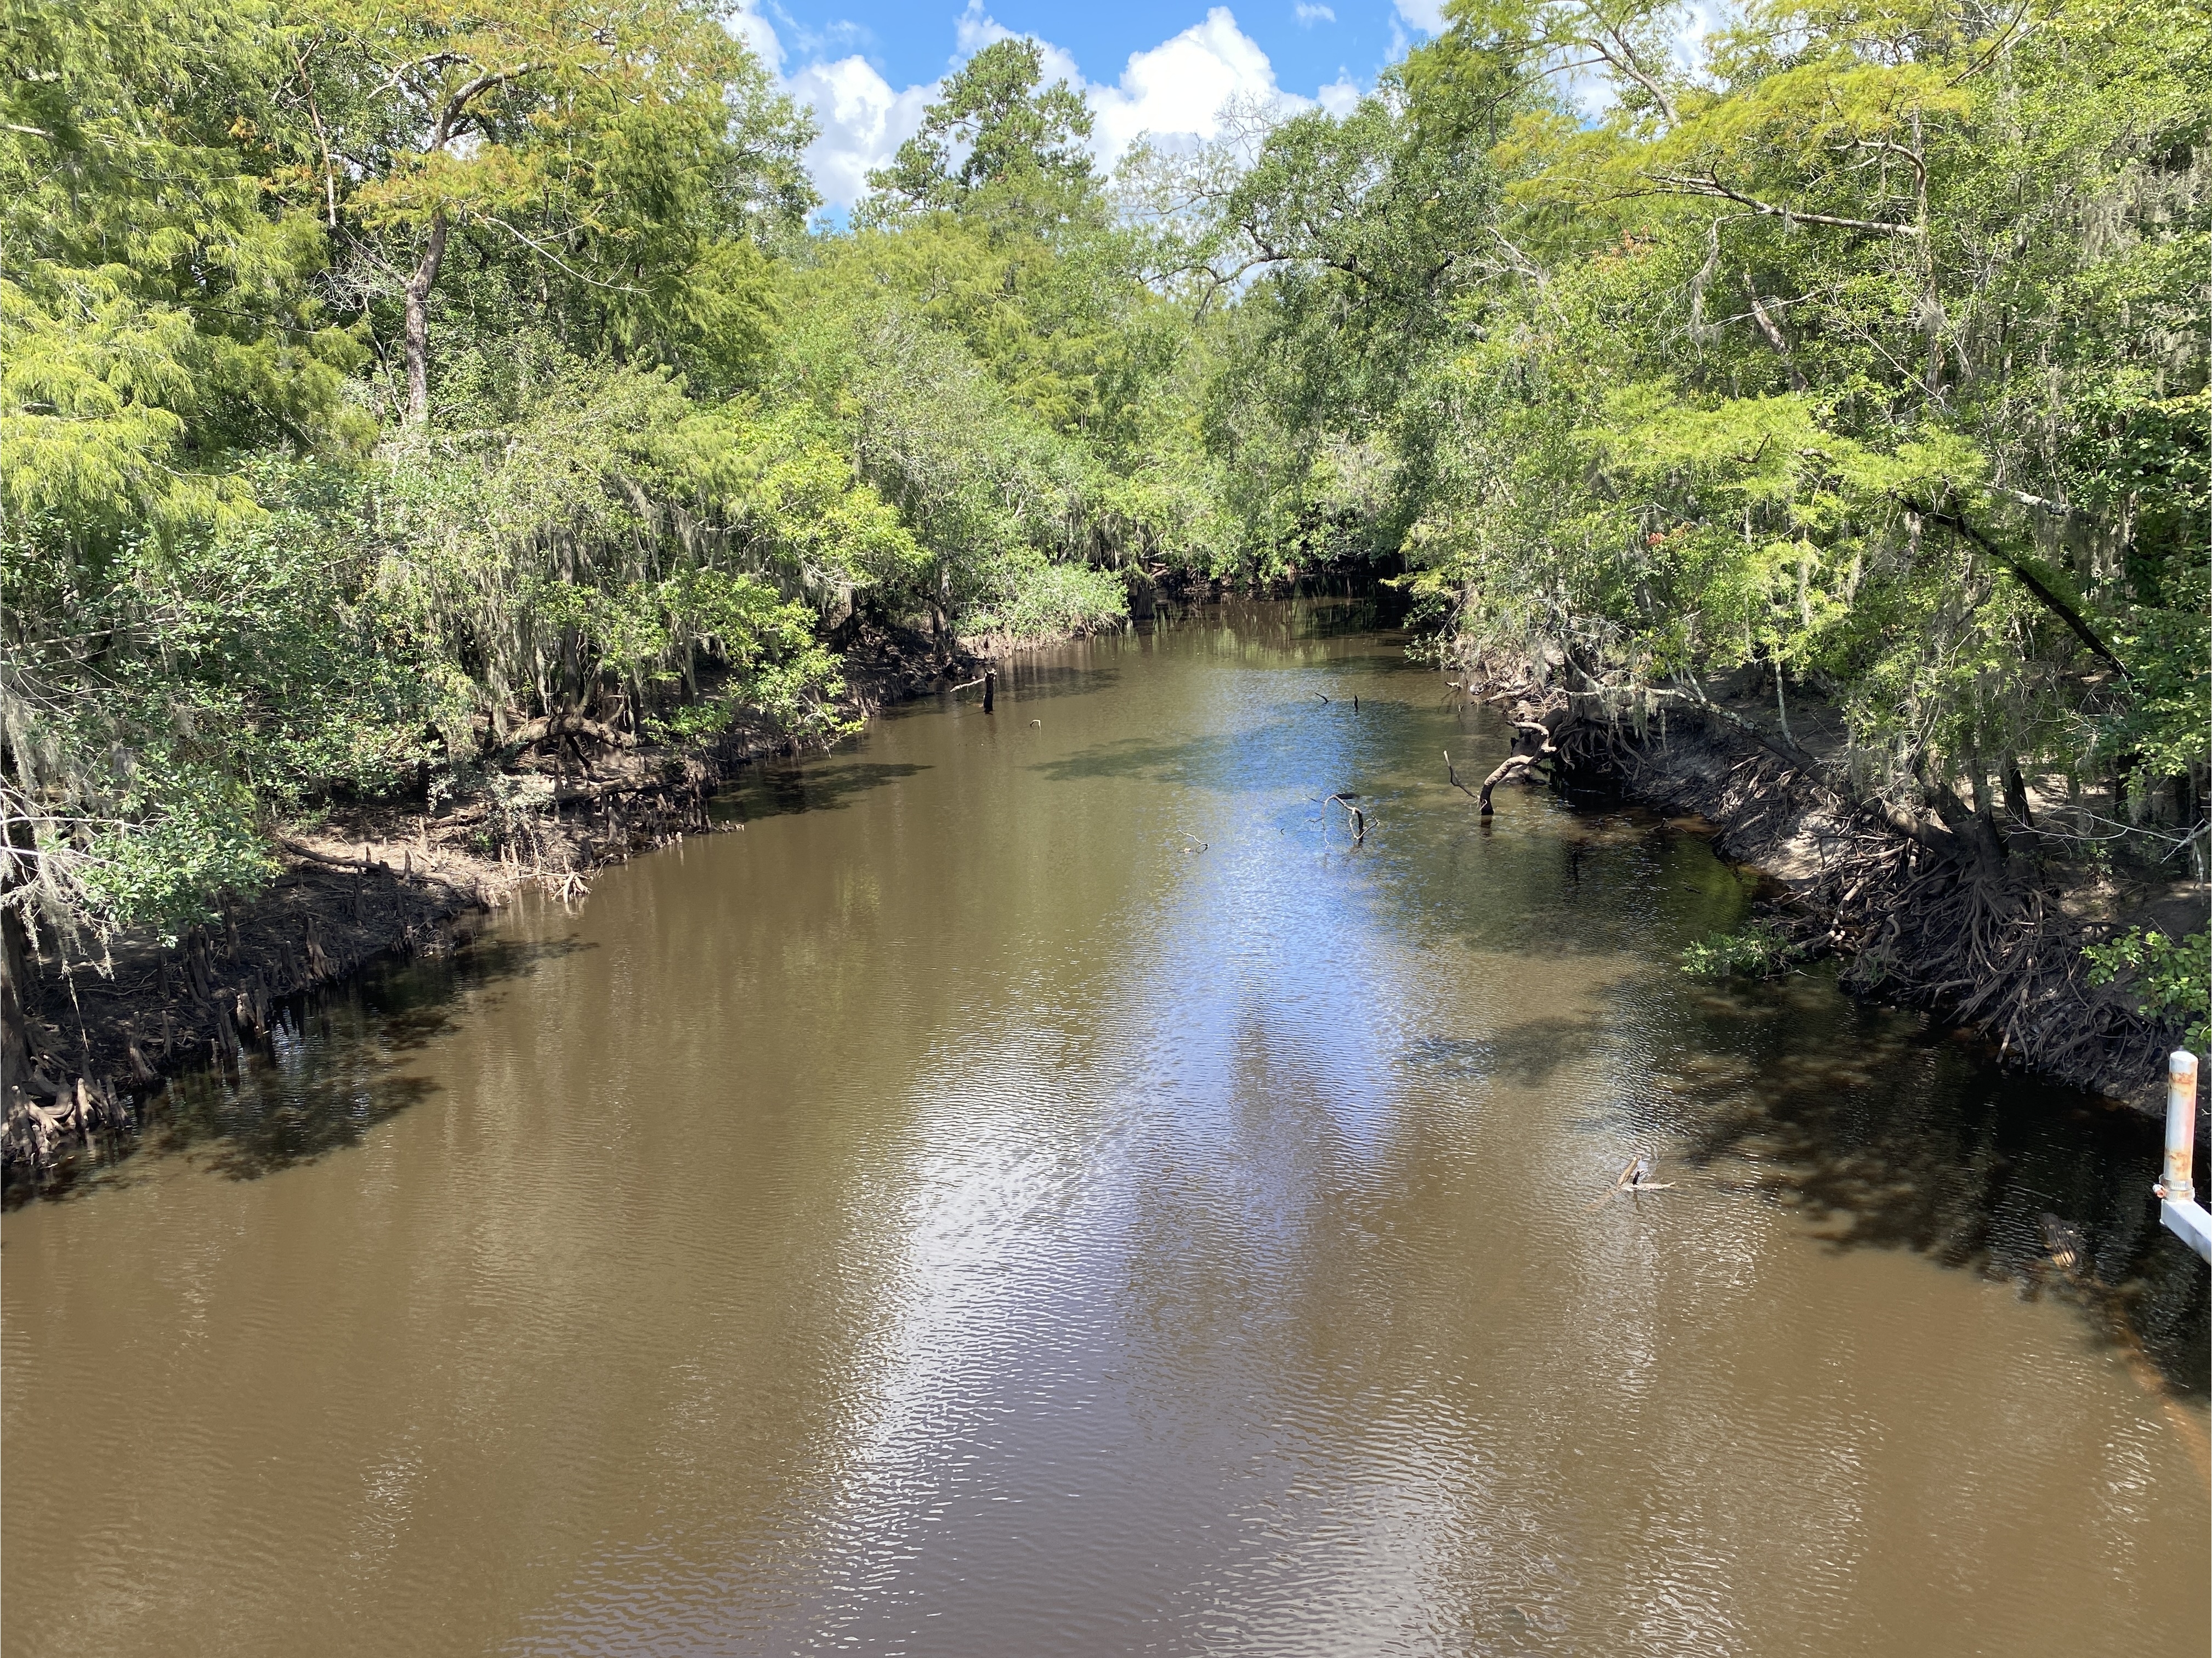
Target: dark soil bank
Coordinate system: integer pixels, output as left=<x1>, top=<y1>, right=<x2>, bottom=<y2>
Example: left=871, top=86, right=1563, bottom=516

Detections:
left=2, top=628, right=968, bottom=1185
left=1473, top=673, right=2206, bottom=1119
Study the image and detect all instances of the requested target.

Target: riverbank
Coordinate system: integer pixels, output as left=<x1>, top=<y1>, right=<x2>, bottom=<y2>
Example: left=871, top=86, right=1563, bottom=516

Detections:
left=1470, top=668, right=2206, bottom=1117
left=2, top=626, right=973, bottom=1185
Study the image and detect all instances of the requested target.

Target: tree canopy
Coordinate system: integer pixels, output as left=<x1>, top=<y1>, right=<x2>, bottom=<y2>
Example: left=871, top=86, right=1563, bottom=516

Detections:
left=3, top=0, right=2203, bottom=957
left=864, top=37, right=1099, bottom=233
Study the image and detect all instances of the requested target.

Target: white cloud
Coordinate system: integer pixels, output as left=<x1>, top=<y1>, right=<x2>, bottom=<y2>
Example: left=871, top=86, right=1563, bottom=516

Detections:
left=1392, top=0, right=1447, bottom=30
left=954, top=0, right=1012, bottom=56
left=1085, top=8, right=1310, bottom=157
left=785, top=55, right=939, bottom=208
left=741, top=2, right=1341, bottom=211
left=730, top=0, right=785, bottom=75
left=1316, top=74, right=1362, bottom=116
left=1667, top=0, right=1732, bottom=75
left=1295, top=2, right=1335, bottom=23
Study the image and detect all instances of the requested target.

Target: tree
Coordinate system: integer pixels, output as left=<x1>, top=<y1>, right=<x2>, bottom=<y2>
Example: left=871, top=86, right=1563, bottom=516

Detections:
left=1442, top=0, right=1694, bottom=127
left=863, top=37, right=1098, bottom=234
left=1171, top=64, right=1518, bottom=570
left=1, top=0, right=358, bottom=542
left=1403, top=0, right=2209, bottom=838
left=298, top=0, right=812, bottom=421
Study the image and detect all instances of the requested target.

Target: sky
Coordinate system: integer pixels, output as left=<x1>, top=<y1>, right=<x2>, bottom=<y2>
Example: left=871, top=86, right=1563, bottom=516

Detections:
left=734, top=1, right=1452, bottom=212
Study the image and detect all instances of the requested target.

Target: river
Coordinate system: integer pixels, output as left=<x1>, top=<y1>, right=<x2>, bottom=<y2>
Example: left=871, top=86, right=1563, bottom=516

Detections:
left=5, top=600, right=2206, bottom=1656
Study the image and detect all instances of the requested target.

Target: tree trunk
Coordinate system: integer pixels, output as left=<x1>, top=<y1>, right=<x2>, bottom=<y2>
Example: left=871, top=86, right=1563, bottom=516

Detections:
left=402, top=210, right=451, bottom=424
left=2001, top=754, right=2033, bottom=828
left=1, top=907, right=31, bottom=1082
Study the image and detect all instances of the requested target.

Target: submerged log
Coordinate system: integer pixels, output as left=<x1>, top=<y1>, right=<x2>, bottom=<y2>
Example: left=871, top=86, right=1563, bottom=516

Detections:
left=1477, top=753, right=1539, bottom=814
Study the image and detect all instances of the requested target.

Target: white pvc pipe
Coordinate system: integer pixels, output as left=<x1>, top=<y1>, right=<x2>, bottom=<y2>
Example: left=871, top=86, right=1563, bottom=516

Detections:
left=2158, top=1051, right=2211, bottom=1263
left=2166, top=1050, right=2199, bottom=1201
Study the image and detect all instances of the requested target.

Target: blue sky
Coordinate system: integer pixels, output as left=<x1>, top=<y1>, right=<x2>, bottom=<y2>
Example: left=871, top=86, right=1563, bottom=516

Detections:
left=733, top=1, right=1450, bottom=209
left=761, top=1, right=1434, bottom=104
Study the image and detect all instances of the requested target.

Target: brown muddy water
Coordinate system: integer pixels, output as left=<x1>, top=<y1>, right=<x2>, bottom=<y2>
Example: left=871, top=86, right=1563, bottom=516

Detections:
left=5, top=601, right=2207, bottom=1657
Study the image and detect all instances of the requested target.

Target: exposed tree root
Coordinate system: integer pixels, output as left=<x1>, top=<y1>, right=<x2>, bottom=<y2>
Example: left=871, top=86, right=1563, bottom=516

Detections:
left=1467, top=671, right=2202, bottom=1115
left=3, top=627, right=968, bottom=1190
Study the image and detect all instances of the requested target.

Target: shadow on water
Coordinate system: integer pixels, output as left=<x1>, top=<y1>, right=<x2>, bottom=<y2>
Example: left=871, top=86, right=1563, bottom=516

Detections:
left=716, top=759, right=928, bottom=823
left=1028, top=731, right=1260, bottom=789
left=1166, top=592, right=1410, bottom=639
left=1400, top=1018, right=1593, bottom=1091
left=984, top=661, right=1124, bottom=704
left=8, top=935, right=593, bottom=1205
left=1651, top=966, right=2209, bottom=1392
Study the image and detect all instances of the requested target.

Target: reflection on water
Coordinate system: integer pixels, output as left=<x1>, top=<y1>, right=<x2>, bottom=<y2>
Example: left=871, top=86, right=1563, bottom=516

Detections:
left=12, top=938, right=594, bottom=1200
left=1661, top=969, right=2208, bottom=1386
left=3, top=601, right=2205, bottom=1658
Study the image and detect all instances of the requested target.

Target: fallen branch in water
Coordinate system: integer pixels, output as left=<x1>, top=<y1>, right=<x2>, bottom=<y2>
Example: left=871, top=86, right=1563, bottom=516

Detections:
left=1478, top=752, right=1541, bottom=814
left=1585, top=1157, right=1675, bottom=1208
left=1322, top=791, right=1366, bottom=843
left=1444, top=752, right=1478, bottom=801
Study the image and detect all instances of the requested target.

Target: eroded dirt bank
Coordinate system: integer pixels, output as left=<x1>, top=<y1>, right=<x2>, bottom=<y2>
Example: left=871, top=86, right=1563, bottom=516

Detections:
left=1472, top=673, right=2206, bottom=1118
left=2, top=629, right=972, bottom=1185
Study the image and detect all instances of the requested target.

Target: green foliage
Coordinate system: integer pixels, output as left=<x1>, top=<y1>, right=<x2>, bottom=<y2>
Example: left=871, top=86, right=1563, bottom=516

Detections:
left=1, top=459, right=440, bottom=934
left=73, top=773, right=279, bottom=938
left=1199, top=0, right=2208, bottom=853
left=10, top=0, right=2199, bottom=960
left=1681, top=920, right=1805, bottom=980
left=2085, top=929, right=2211, bottom=1053
left=298, top=0, right=815, bottom=412
left=863, top=37, right=1098, bottom=235
left=1, top=0, right=364, bottom=541
left=2, top=0, right=875, bottom=946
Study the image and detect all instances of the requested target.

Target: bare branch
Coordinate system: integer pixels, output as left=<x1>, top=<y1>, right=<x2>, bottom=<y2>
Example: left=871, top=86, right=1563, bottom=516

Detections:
left=1642, top=172, right=1924, bottom=237
left=1591, top=26, right=1680, bottom=127
left=1897, top=497, right=2132, bottom=680
left=430, top=61, right=541, bottom=151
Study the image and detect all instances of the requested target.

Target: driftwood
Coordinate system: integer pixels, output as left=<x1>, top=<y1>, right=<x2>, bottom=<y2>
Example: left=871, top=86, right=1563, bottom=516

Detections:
left=1477, top=753, right=1540, bottom=813
left=1586, top=1157, right=1676, bottom=1209
left=1323, top=792, right=1366, bottom=843
left=1475, top=717, right=1562, bottom=813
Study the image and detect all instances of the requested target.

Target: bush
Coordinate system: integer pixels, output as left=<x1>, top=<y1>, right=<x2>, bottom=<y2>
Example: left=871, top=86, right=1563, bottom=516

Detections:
left=1681, top=921, right=1805, bottom=981
left=2084, top=929, right=2211, bottom=1053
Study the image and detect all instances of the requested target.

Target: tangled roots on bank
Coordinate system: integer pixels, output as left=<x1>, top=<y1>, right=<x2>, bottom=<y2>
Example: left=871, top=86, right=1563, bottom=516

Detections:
left=1, top=770, right=726, bottom=1190
left=1473, top=679, right=2187, bottom=1110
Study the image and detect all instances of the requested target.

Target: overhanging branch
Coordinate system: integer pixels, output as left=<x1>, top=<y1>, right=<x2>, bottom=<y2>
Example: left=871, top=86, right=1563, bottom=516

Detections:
left=1643, top=172, right=1923, bottom=238
left=1899, top=496, right=2131, bottom=680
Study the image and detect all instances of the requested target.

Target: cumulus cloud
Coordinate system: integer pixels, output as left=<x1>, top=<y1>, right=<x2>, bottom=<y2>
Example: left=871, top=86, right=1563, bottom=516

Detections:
left=1085, top=8, right=1311, bottom=158
left=729, top=0, right=785, bottom=74
left=742, top=2, right=1345, bottom=211
left=785, top=56, right=939, bottom=207
left=1295, top=2, right=1335, bottom=22
left=1316, top=74, right=1362, bottom=116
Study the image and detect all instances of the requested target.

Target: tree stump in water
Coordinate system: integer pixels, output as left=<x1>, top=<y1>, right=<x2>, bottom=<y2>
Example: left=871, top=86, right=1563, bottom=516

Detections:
left=983, top=670, right=996, bottom=714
